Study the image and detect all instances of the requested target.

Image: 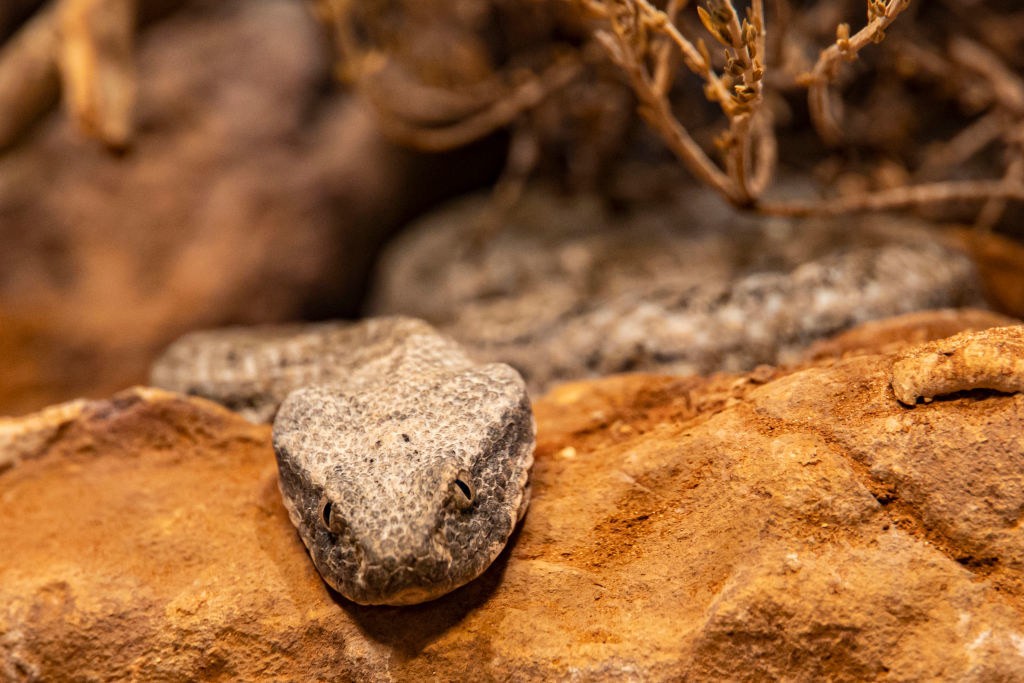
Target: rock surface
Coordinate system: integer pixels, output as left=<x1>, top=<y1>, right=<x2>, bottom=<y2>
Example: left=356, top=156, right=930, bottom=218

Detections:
left=3, top=319, right=1024, bottom=679
left=371, top=187, right=986, bottom=393
left=948, top=228, right=1024, bottom=320
left=891, top=325, right=1024, bottom=405
left=802, top=308, right=1017, bottom=361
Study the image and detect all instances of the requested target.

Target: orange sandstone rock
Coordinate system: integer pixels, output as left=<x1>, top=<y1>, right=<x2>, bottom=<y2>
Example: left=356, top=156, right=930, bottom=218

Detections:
left=803, top=307, right=1017, bottom=361
left=3, top=325, right=1024, bottom=679
left=891, top=325, right=1024, bottom=405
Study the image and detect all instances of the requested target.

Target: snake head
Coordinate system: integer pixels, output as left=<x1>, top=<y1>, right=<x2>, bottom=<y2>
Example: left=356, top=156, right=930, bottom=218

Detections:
left=273, top=362, right=535, bottom=606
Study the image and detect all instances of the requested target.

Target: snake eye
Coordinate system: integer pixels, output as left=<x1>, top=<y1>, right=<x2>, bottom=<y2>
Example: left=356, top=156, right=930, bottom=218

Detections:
left=452, top=470, right=475, bottom=509
left=318, top=496, right=345, bottom=534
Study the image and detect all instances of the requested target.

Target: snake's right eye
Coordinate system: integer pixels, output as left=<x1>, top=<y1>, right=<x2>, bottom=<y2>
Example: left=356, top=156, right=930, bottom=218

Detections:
left=451, top=470, right=476, bottom=510
left=318, top=496, right=344, bottom=534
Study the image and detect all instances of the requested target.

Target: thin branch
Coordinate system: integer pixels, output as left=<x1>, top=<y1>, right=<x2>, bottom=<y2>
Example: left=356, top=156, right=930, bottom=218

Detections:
left=57, top=0, right=137, bottom=150
left=359, top=58, right=521, bottom=126
left=975, top=146, right=1024, bottom=231
left=652, top=0, right=685, bottom=96
left=948, top=36, right=1024, bottom=116
left=597, top=0, right=772, bottom=204
left=917, top=110, right=1007, bottom=180
left=805, top=0, right=912, bottom=145
left=0, top=4, right=60, bottom=150
left=594, top=26, right=739, bottom=203
left=369, top=56, right=581, bottom=152
left=759, top=179, right=1024, bottom=218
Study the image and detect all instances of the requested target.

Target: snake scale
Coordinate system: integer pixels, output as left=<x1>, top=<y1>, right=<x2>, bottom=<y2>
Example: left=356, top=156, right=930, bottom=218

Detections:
left=151, top=317, right=535, bottom=605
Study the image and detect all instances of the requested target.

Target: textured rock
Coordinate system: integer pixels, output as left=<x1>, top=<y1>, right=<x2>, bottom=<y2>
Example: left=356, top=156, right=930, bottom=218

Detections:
left=0, top=0, right=356, bottom=415
left=371, top=187, right=985, bottom=393
left=3, top=321, right=1024, bottom=679
left=891, top=325, right=1024, bottom=405
left=802, top=307, right=1017, bottom=361
left=947, top=228, right=1024, bottom=319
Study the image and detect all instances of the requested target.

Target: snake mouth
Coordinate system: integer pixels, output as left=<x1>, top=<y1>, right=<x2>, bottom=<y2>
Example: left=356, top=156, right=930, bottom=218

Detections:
left=350, top=577, right=455, bottom=606
left=310, top=510, right=454, bottom=605
left=342, top=553, right=455, bottom=606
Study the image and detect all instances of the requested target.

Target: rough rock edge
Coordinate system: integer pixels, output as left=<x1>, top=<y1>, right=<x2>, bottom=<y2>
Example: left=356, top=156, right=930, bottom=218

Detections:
left=891, top=325, right=1024, bottom=405
left=0, top=386, right=244, bottom=470
left=802, top=307, right=1018, bottom=361
left=4, top=320, right=1024, bottom=679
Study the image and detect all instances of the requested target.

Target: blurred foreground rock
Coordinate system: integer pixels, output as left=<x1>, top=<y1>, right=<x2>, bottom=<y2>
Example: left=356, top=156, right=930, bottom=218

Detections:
left=372, top=187, right=991, bottom=393
left=0, top=0, right=497, bottom=416
left=3, top=316, right=1024, bottom=679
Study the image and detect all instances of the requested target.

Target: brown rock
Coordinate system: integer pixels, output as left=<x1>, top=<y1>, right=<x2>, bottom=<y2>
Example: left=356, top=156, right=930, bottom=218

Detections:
left=0, top=0, right=499, bottom=417
left=802, top=307, right=1018, bottom=361
left=0, top=2, right=43, bottom=39
left=946, top=228, right=1024, bottom=320
left=0, top=0, right=359, bottom=415
left=891, top=325, right=1024, bottom=405
left=3, top=325, right=1024, bottom=679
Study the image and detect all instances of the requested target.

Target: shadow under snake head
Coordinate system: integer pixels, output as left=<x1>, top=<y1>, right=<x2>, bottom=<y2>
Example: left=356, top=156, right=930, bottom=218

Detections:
left=272, top=363, right=535, bottom=606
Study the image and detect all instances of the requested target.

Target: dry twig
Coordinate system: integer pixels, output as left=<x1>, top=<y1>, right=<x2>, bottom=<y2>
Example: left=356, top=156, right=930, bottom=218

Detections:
left=366, top=55, right=582, bottom=153
left=0, top=0, right=137, bottom=151
left=582, top=0, right=771, bottom=205
left=0, top=4, right=59, bottom=149
left=761, top=179, right=1024, bottom=218
left=803, top=0, right=912, bottom=145
left=57, top=0, right=137, bottom=150
left=578, top=0, right=1024, bottom=219
left=311, top=0, right=1024, bottom=222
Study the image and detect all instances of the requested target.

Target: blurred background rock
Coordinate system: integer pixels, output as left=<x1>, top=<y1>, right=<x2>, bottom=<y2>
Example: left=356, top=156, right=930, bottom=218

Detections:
left=0, top=0, right=504, bottom=414
left=2, top=0, right=1023, bottom=415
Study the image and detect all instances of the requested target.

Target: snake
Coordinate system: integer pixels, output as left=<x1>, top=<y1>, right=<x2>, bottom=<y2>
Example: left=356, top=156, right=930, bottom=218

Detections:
left=150, top=316, right=535, bottom=605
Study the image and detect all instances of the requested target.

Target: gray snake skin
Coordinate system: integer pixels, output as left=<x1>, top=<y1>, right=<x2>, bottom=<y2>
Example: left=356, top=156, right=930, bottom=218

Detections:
left=151, top=317, right=535, bottom=605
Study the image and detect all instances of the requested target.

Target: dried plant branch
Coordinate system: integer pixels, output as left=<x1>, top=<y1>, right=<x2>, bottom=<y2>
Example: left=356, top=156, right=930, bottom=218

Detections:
left=760, top=179, right=1024, bottom=218
left=917, top=110, right=1007, bottom=180
left=585, top=0, right=772, bottom=205
left=315, top=0, right=584, bottom=153
left=804, top=0, right=911, bottom=145
left=592, top=17, right=739, bottom=203
left=974, top=119, right=1024, bottom=230
left=581, top=0, right=1024, bottom=221
left=369, top=55, right=582, bottom=152
left=974, top=156, right=1024, bottom=231
left=57, top=0, right=137, bottom=150
left=471, top=122, right=540, bottom=249
left=651, top=0, right=685, bottom=96
left=701, top=0, right=766, bottom=201
left=358, top=56, right=519, bottom=126
left=0, top=0, right=138, bottom=151
left=315, top=0, right=1024, bottom=224
left=948, top=36, right=1024, bottom=116
left=0, top=4, right=59, bottom=150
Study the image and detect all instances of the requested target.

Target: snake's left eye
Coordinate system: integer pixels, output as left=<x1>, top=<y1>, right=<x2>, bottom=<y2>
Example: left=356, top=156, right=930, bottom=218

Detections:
left=451, top=470, right=475, bottom=509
